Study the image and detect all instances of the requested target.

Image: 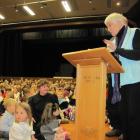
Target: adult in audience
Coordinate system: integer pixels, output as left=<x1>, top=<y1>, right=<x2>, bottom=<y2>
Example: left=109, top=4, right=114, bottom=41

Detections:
left=28, top=79, right=59, bottom=140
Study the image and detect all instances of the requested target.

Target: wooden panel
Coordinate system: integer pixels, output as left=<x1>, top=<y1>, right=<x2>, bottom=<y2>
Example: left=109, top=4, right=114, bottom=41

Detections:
left=75, top=62, right=106, bottom=140
left=73, top=58, right=102, bottom=66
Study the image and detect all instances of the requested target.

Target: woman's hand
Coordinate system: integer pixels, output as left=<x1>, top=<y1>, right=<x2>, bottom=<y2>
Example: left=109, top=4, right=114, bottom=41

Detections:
left=103, top=39, right=117, bottom=52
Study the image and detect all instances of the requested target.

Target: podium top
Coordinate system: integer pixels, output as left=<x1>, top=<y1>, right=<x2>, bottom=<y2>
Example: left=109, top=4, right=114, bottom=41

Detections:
left=62, top=47, right=124, bottom=73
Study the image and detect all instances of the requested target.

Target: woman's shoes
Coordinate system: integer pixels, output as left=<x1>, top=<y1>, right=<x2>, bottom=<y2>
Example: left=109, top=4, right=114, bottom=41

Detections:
left=105, top=129, right=121, bottom=137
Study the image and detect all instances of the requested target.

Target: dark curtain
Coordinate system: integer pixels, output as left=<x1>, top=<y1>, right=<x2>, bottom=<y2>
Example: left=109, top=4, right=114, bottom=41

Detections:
left=0, top=30, right=23, bottom=76
left=0, top=27, right=108, bottom=77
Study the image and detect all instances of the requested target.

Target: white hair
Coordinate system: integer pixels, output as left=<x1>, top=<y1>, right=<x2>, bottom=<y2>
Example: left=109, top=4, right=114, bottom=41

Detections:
left=104, top=12, right=128, bottom=25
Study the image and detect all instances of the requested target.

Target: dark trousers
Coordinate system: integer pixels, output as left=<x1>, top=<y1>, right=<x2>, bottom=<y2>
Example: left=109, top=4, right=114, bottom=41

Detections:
left=106, top=82, right=121, bottom=131
left=107, top=102, right=121, bottom=130
left=33, top=123, right=45, bottom=140
left=120, top=82, right=140, bottom=140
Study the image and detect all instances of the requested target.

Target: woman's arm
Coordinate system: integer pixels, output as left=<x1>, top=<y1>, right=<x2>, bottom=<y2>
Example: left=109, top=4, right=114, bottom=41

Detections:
left=116, top=29, right=140, bottom=60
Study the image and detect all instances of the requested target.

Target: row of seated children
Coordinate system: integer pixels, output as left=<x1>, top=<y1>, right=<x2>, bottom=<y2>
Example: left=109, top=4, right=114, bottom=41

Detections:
left=0, top=98, right=36, bottom=140
left=0, top=98, right=71, bottom=140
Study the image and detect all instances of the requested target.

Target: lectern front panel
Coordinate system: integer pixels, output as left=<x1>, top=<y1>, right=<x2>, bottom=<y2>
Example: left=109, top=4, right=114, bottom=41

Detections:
left=75, top=62, right=106, bottom=140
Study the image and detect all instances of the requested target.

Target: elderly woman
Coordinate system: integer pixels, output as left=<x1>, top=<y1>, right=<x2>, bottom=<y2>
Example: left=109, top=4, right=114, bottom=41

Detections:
left=103, top=13, right=140, bottom=140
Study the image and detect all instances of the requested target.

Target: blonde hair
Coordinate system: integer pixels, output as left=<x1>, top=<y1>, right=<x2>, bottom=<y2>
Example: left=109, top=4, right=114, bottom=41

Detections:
left=104, top=12, right=128, bottom=25
left=3, top=98, right=16, bottom=108
left=16, top=102, right=32, bottom=125
left=41, top=103, right=59, bottom=125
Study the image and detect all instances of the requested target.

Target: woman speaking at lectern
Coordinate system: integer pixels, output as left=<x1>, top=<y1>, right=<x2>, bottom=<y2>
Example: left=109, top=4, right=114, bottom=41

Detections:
left=103, top=12, right=140, bottom=140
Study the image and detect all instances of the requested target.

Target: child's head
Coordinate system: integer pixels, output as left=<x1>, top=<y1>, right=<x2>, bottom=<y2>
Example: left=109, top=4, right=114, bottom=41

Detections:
left=37, top=79, right=49, bottom=96
left=56, top=87, right=65, bottom=99
left=41, top=103, right=59, bottom=124
left=15, top=102, right=32, bottom=125
left=3, top=98, right=16, bottom=114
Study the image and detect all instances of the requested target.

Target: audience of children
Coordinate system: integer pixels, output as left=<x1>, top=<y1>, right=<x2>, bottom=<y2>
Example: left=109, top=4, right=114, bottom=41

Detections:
left=0, top=77, right=76, bottom=140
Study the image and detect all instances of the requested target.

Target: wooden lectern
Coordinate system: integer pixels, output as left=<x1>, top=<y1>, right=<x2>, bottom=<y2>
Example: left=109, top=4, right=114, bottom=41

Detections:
left=62, top=47, right=124, bottom=140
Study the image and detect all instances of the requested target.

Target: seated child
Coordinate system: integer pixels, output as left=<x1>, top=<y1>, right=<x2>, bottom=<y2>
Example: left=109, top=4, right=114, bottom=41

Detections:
left=0, top=98, right=16, bottom=139
left=9, top=102, right=36, bottom=140
left=40, top=103, right=70, bottom=140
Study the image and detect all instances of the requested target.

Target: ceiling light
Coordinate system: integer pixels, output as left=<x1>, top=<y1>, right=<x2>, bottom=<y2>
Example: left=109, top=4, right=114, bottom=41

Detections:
left=23, top=5, right=36, bottom=16
left=40, top=3, right=47, bottom=9
left=15, top=9, right=19, bottom=12
left=0, top=14, right=5, bottom=20
left=89, top=0, right=92, bottom=4
left=116, top=2, right=121, bottom=6
left=61, top=0, right=71, bottom=12
left=14, top=6, right=19, bottom=12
